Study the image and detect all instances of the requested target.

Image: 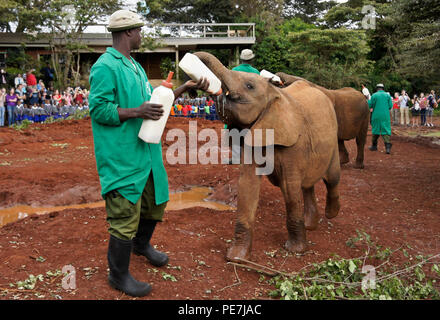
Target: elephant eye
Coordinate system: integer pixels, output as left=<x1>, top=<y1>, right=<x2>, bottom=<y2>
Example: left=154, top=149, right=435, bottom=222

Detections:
left=246, top=83, right=254, bottom=90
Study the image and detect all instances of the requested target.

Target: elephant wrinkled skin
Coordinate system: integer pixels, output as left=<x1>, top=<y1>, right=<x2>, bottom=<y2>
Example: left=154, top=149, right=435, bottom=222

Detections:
left=194, top=52, right=341, bottom=262
left=276, top=72, right=370, bottom=169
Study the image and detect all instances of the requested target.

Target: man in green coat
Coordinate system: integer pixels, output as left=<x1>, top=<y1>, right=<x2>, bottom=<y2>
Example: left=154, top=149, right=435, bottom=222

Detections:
left=89, top=10, right=208, bottom=297
left=368, top=83, right=393, bottom=154
left=232, top=49, right=260, bottom=74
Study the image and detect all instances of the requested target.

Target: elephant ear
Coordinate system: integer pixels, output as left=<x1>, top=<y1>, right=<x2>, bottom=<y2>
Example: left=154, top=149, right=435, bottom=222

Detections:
left=244, top=93, right=301, bottom=147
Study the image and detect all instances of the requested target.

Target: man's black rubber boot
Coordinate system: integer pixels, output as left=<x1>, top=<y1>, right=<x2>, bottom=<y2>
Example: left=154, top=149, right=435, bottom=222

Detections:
left=385, top=142, right=392, bottom=154
left=368, top=141, right=378, bottom=151
left=133, top=219, right=169, bottom=267
left=107, top=235, right=152, bottom=297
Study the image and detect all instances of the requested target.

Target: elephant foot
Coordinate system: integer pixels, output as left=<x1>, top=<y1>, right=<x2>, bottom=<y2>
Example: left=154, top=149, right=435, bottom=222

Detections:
left=285, top=239, right=307, bottom=253
left=304, top=210, right=319, bottom=230
left=226, top=244, right=251, bottom=263
left=353, top=161, right=364, bottom=169
left=325, top=195, right=340, bottom=219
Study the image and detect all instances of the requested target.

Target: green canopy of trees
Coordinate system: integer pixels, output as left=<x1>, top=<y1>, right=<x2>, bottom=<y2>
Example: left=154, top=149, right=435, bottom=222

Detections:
left=1, top=0, right=438, bottom=93
left=137, top=0, right=438, bottom=93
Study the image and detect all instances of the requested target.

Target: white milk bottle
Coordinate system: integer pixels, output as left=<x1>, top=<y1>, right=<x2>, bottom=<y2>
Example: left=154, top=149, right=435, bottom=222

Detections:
left=260, top=69, right=282, bottom=85
left=179, top=53, right=223, bottom=96
left=138, top=71, right=175, bottom=144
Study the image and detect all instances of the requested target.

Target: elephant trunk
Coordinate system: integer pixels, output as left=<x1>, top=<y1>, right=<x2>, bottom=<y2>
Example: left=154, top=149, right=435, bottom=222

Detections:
left=276, top=72, right=304, bottom=87
left=193, top=52, right=230, bottom=83
left=193, top=51, right=237, bottom=126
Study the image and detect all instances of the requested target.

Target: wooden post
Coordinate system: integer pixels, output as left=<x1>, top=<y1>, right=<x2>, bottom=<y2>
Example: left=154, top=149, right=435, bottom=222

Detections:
left=175, top=46, right=179, bottom=80
left=235, top=46, right=240, bottom=66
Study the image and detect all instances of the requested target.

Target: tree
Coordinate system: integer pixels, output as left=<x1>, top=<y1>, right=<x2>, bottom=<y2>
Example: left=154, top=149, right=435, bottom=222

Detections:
left=252, top=18, right=315, bottom=73
left=137, top=0, right=239, bottom=23
left=42, top=0, right=122, bottom=88
left=287, top=28, right=373, bottom=89
left=393, top=0, right=440, bottom=90
left=284, top=0, right=337, bottom=24
left=0, top=0, right=52, bottom=33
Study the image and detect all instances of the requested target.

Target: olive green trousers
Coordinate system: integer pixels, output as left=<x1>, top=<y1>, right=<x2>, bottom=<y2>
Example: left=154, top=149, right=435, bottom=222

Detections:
left=105, top=175, right=167, bottom=241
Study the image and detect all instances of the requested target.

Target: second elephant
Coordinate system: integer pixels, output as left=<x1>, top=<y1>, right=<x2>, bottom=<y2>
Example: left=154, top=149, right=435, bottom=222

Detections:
left=276, top=72, right=370, bottom=169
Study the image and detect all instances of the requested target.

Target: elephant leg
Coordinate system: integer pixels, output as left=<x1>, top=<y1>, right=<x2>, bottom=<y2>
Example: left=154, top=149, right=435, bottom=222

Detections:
left=281, top=180, right=307, bottom=253
left=226, top=163, right=261, bottom=262
left=324, top=153, right=341, bottom=219
left=338, top=140, right=349, bottom=165
left=303, top=186, right=319, bottom=231
left=354, top=119, right=368, bottom=169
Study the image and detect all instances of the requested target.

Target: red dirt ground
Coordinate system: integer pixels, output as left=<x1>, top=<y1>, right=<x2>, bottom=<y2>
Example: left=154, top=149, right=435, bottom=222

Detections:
left=0, top=117, right=439, bottom=300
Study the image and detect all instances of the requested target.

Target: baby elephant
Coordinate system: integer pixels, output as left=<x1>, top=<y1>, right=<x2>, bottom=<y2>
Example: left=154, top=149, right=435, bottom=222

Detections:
left=194, top=52, right=341, bottom=262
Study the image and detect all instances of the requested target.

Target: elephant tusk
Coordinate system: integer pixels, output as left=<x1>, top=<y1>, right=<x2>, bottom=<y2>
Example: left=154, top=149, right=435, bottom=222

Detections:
left=225, top=91, right=230, bottom=96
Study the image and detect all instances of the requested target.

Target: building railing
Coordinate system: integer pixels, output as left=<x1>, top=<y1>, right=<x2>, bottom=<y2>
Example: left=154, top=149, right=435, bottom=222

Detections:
left=85, top=23, right=255, bottom=39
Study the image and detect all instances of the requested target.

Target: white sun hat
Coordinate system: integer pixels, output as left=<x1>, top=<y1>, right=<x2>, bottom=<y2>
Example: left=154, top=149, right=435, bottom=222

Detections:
left=107, top=10, right=144, bottom=32
left=240, top=49, right=255, bottom=61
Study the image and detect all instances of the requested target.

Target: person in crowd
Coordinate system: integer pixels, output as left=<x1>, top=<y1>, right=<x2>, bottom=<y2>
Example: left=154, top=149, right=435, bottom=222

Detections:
left=14, top=74, right=25, bottom=88
left=419, top=93, right=428, bottom=126
left=15, top=83, right=26, bottom=103
left=88, top=9, right=209, bottom=298
left=5, top=88, right=18, bottom=126
left=399, top=90, right=410, bottom=126
left=182, top=103, right=190, bottom=116
left=15, top=99, right=24, bottom=121
left=37, top=79, right=45, bottom=91
left=39, top=87, right=47, bottom=105
left=73, top=87, right=84, bottom=105
left=53, top=89, right=62, bottom=105
left=59, top=99, right=69, bottom=116
left=43, top=98, right=54, bottom=115
left=0, top=88, right=6, bottom=126
left=204, top=103, right=210, bottom=115
left=410, top=94, right=420, bottom=127
left=0, top=69, right=7, bottom=86
left=26, top=69, right=37, bottom=90
left=63, top=90, right=72, bottom=106
left=82, top=88, right=89, bottom=105
left=392, top=92, right=400, bottom=126
left=40, top=62, right=54, bottom=87
left=368, top=83, right=393, bottom=154
left=362, top=84, right=371, bottom=100
left=28, top=87, right=40, bottom=107
left=427, top=90, right=437, bottom=127
left=232, top=49, right=259, bottom=74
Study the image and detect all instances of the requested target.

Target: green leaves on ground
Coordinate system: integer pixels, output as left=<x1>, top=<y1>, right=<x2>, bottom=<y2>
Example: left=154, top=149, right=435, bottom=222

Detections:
left=268, top=232, right=440, bottom=300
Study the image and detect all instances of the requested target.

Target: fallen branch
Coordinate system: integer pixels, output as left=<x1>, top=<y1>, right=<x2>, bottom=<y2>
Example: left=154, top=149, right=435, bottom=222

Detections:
left=218, top=265, right=242, bottom=292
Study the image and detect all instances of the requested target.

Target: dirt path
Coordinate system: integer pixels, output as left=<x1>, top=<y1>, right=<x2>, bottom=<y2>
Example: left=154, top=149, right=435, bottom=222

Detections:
left=0, top=117, right=439, bottom=300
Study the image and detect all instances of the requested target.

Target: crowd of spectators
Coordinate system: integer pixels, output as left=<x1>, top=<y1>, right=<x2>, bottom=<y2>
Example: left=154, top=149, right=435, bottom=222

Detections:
left=0, top=69, right=89, bottom=127
left=362, top=85, right=439, bottom=128
left=0, top=68, right=222, bottom=127
left=171, top=95, right=219, bottom=120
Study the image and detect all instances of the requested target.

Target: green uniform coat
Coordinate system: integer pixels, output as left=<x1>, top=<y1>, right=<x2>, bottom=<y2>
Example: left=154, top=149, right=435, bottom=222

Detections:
left=369, top=90, right=392, bottom=136
left=89, top=47, right=169, bottom=205
left=232, top=64, right=260, bottom=74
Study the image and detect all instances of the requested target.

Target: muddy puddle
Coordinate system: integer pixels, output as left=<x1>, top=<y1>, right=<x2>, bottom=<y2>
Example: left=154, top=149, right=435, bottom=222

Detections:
left=0, top=187, right=235, bottom=228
